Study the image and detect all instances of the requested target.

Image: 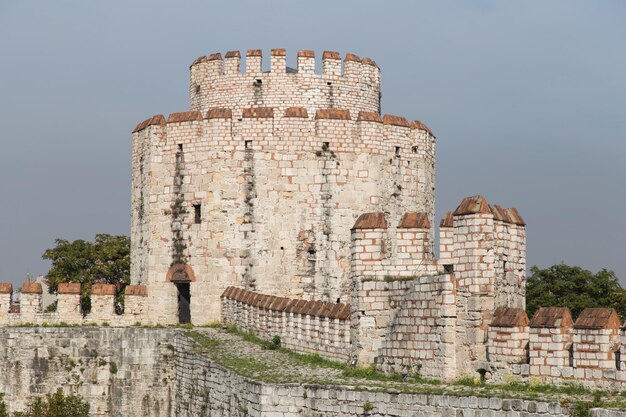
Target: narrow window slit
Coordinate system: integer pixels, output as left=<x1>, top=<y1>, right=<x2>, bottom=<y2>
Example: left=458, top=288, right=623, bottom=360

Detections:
left=194, top=204, right=201, bottom=224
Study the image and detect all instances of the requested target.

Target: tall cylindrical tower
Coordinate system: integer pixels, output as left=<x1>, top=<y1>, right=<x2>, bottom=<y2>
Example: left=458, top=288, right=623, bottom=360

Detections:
left=131, top=49, right=436, bottom=324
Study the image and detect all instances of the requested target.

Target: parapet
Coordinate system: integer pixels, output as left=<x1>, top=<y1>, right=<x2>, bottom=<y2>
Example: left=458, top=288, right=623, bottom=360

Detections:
left=221, top=286, right=350, bottom=320
left=58, top=282, right=81, bottom=294
left=21, top=279, right=42, bottom=294
left=221, top=286, right=351, bottom=361
left=574, top=308, right=621, bottom=330
left=188, top=48, right=382, bottom=117
left=529, top=307, right=573, bottom=328
left=0, top=283, right=12, bottom=294
left=443, top=195, right=525, bottom=227
left=131, top=107, right=436, bottom=163
left=491, top=306, right=529, bottom=327
left=352, top=212, right=387, bottom=230
left=0, top=282, right=149, bottom=326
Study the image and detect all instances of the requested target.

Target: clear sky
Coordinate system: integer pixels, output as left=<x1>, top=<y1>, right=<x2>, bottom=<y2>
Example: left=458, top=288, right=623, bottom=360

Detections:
left=0, top=1, right=624, bottom=286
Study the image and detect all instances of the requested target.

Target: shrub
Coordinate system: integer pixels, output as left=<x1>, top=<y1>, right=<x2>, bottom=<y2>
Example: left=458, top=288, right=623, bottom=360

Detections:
left=11, top=389, right=89, bottom=417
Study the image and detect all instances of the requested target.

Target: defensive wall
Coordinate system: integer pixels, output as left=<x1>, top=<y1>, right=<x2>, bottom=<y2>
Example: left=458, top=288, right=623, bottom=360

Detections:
left=0, top=281, right=147, bottom=326
left=1, top=327, right=624, bottom=417
left=0, top=327, right=175, bottom=417
left=188, top=49, right=381, bottom=119
left=487, top=305, right=626, bottom=390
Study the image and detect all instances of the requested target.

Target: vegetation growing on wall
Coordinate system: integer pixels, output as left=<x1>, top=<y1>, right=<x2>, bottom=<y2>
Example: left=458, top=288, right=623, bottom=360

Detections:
left=0, top=389, right=89, bottom=417
left=170, top=147, right=188, bottom=265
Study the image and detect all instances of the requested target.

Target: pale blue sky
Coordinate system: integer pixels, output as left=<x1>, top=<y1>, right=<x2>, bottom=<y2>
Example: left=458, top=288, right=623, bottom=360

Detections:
left=0, top=1, right=624, bottom=286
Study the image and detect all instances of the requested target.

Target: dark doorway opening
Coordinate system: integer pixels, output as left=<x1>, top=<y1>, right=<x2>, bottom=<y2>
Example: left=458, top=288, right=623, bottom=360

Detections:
left=176, top=283, right=191, bottom=324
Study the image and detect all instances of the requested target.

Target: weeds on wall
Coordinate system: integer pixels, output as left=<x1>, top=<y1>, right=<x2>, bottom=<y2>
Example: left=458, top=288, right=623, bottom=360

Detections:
left=170, top=149, right=188, bottom=265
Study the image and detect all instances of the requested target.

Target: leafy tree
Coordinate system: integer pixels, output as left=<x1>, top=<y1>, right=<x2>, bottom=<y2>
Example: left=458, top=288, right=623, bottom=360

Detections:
left=526, top=264, right=626, bottom=320
left=12, top=389, right=89, bottom=417
left=42, top=234, right=130, bottom=314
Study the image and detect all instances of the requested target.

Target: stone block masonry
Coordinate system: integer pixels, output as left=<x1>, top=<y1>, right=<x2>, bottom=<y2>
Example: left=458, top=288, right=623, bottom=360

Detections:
left=131, top=48, right=436, bottom=326
left=0, top=283, right=148, bottom=326
left=0, top=328, right=175, bottom=417
left=487, top=306, right=626, bottom=389
left=221, top=286, right=351, bottom=361
left=2, top=327, right=625, bottom=417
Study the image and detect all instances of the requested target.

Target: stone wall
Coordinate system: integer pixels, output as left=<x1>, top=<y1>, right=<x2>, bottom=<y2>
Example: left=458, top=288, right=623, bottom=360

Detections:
left=131, top=107, right=436, bottom=325
left=174, top=330, right=610, bottom=417
left=2, top=327, right=626, bottom=417
left=0, top=328, right=175, bottom=417
left=221, top=287, right=351, bottom=361
left=355, top=276, right=457, bottom=379
left=488, top=307, right=626, bottom=389
left=0, top=284, right=148, bottom=326
left=189, top=49, right=381, bottom=120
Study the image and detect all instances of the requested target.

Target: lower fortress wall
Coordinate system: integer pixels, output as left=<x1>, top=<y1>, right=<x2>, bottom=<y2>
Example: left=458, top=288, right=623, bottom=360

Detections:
left=0, top=327, right=625, bottom=417
left=0, top=328, right=176, bottom=417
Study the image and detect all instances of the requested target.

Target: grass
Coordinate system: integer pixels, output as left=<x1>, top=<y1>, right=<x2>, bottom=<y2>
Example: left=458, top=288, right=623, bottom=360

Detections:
left=183, top=325, right=626, bottom=412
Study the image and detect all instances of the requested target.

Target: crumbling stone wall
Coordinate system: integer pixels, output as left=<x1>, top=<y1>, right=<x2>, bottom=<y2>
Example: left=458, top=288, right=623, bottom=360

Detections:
left=0, top=328, right=175, bottom=417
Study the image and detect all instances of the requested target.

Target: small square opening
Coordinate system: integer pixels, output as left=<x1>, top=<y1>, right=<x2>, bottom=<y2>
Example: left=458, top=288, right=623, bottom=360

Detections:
left=245, top=140, right=252, bottom=150
left=178, top=144, right=183, bottom=152
left=395, top=146, right=401, bottom=157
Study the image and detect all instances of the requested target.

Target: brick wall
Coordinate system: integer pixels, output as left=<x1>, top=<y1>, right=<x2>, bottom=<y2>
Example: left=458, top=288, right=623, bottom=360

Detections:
left=487, top=307, right=626, bottom=389
left=487, top=307, right=529, bottom=375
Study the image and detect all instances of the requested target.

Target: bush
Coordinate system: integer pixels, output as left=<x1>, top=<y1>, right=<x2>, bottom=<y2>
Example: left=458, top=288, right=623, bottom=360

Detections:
left=10, top=389, right=89, bottom=417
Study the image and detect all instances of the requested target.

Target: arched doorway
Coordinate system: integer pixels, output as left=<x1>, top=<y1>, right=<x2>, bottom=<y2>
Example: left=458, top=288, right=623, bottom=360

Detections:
left=166, top=263, right=196, bottom=324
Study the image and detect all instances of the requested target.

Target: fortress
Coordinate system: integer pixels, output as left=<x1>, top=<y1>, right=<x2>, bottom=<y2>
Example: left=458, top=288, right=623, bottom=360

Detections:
left=2, top=49, right=626, bottom=396
left=127, top=48, right=626, bottom=386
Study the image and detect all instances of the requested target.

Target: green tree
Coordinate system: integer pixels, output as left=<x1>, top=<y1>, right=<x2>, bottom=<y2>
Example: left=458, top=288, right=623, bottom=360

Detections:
left=12, top=389, right=89, bottom=417
left=42, top=234, right=130, bottom=314
left=526, top=264, right=626, bottom=320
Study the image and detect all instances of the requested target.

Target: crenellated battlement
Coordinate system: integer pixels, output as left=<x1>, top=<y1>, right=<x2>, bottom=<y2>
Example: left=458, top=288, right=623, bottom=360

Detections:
left=0, top=282, right=148, bottom=326
left=188, top=49, right=381, bottom=118
left=487, top=306, right=626, bottom=389
left=132, top=107, right=435, bottom=160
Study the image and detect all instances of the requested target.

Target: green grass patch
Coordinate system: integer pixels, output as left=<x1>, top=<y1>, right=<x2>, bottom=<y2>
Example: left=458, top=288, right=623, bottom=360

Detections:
left=187, top=330, right=221, bottom=349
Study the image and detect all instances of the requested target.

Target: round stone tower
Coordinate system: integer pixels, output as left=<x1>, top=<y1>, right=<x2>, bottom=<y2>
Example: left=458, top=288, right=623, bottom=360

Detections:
left=131, top=49, right=436, bottom=324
